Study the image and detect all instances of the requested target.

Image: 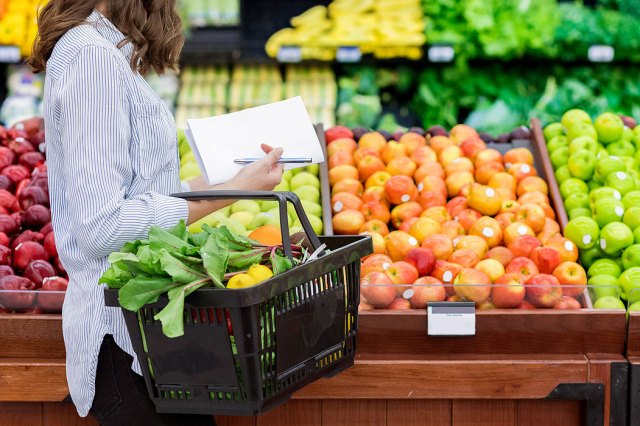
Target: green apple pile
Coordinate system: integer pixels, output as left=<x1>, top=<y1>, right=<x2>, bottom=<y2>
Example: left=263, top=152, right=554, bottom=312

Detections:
left=544, top=110, right=640, bottom=309
left=177, top=130, right=325, bottom=236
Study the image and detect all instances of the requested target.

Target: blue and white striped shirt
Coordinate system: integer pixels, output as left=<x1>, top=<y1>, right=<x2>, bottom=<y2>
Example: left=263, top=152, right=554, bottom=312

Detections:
left=43, top=10, right=189, bottom=417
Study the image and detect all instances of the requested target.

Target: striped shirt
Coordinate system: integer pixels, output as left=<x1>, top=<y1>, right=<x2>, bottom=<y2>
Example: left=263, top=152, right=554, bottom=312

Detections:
left=43, top=10, right=189, bottom=417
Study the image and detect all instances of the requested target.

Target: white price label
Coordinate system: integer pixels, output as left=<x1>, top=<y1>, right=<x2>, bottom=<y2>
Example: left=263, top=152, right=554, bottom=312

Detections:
left=428, top=45, right=455, bottom=63
left=428, top=302, right=475, bottom=336
left=588, top=45, right=615, bottom=63
left=336, top=46, right=362, bottom=63
left=277, top=46, right=302, bottom=63
left=0, top=45, right=21, bottom=63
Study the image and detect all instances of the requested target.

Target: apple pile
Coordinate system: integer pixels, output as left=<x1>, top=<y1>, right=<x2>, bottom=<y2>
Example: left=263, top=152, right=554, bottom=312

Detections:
left=188, top=166, right=324, bottom=236
left=0, top=119, right=68, bottom=314
left=544, top=110, right=640, bottom=310
left=325, top=124, right=589, bottom=311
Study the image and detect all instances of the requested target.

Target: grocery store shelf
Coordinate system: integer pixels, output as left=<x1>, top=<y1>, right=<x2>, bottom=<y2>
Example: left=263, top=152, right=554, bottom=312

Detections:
left=0, top=315, right=64, bottom=358
left=0, top=358, right=67, bottom=402
left=0, top=46, right=21, bottom=64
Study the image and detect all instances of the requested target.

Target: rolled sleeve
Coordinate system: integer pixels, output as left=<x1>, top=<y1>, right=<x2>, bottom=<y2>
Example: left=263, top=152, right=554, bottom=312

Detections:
left=59, top=45, right=188, bottom=259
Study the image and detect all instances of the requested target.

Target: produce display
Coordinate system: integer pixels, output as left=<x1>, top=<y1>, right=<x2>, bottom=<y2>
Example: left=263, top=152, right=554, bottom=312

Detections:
left=266, top=0, right=426, bottom=61
left=324, top=124, right=594, bottom=310
left=178, top=131, right=325, bottom=237
left=0, top=0, right=43, bottom=56
left=0, top=118, right=67, bottom=314
left=99, top=220, right=308, bottom=337
left=543, top=109, right=640, bottom=310
left=179, top=0, right=240, bottom=28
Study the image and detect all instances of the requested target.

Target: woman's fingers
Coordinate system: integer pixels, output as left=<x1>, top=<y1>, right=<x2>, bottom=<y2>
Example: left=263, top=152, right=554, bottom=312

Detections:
left=261, top=143, right=274, bottom=154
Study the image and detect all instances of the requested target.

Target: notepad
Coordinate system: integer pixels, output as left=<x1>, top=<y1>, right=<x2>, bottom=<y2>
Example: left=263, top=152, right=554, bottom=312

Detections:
left=184, top=97, right=325, bottom=185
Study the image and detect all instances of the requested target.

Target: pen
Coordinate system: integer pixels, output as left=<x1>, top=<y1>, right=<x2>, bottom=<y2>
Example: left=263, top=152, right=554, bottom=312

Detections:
left=234, top=157, right=313, bottom=164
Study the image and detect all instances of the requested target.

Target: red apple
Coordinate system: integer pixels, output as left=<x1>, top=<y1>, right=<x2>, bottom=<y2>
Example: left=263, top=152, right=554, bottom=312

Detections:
left=507, top=235, right=542, bottom=258
left=530, top=246, right=562, bottom=275
left=492, top=273, right=525, bottom=308
left=506, top=257, right=539, bottom=281
left=552, top=261, right=588, bottom=298
left=388, top=298, right=412, bottom=310
left=525, top=274, right=563, bottom=308
left=410, top=276, right=446, bottom=308
left=361, top=254, right=393, bottom=276
left=360, top=272, right=395, bottom=308
left=453, top=268, right=492, bottom=304
left=552, top=296, right=582, bottom=310
left=485, top=246, right=515, bottom=267
left=405, top=248, right=436, bottom=277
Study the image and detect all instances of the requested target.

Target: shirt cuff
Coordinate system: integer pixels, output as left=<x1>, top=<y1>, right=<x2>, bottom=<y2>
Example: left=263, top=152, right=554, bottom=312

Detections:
left=151, top=193, right=189, bottom=229
left=180, top=180, right=191, bottom=192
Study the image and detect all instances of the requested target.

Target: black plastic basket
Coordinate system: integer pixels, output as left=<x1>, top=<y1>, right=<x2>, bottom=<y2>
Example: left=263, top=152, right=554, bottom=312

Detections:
left=104, top=190, right=372, bottom=416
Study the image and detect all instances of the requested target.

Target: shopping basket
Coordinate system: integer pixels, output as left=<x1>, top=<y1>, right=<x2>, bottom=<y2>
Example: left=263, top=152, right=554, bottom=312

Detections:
left=104, top=190, right=372, bottom=415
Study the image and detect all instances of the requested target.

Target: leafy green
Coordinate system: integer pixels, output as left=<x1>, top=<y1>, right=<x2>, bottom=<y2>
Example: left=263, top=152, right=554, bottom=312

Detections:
left=200, top=233, right=228, bottom=288
left=118, top=276, right=178, bottom=311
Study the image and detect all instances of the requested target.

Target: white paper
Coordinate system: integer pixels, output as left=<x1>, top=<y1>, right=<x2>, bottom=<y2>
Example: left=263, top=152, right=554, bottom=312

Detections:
left=185, top=97, right=324, bottom=185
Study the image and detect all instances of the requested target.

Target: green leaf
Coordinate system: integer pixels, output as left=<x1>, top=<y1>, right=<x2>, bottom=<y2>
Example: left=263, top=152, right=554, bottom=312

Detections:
left=149, top=225, right=195, bottom=253
left=271, top=252, right=292, bottom=275
left=167, top=220, right=189, bottom=241
left=99, top=261, right=134, bottom=289
left=136, top=245, right=164, bottom=275
left=158, top=249, right=208, bottom=284
left=153, top=278, right=210, bottom=338
left=188, top=231, right=209, bottom=248
left=227, top=248, right=265, bottom=271
left=107, top=252, right=157, bottom=275
left=118, top=276, right=179, bottom=311
left=200, top=234, right=228, bottom=288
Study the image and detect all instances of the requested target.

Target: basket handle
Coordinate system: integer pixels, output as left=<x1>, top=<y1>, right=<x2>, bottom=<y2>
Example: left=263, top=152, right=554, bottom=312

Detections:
left=173, top=190, right=322, bottom=261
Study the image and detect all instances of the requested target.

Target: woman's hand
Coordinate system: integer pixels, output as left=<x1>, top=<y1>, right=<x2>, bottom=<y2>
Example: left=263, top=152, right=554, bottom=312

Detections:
left=232, top=144, right=284, bottom=191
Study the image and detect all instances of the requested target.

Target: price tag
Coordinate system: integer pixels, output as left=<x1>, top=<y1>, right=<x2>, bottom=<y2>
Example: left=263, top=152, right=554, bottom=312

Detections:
left=588, top=45, right=615, bottom=63
left=277, top=46, right=302, bottom=63
left=336, top=46, right=362, bottom=63
left=0, top=45, right=21, bottom=63
left=427, top=302, right=475, bottom=336
left=428, top=45, right=455, bottom=63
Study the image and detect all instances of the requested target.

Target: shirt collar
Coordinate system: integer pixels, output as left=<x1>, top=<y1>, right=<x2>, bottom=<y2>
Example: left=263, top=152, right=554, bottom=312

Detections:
left=85, top=9, right=134, bottom=61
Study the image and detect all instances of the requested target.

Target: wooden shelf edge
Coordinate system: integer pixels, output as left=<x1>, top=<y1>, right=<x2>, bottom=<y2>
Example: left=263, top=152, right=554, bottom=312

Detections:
left=0, top=359, right=68, bottom=402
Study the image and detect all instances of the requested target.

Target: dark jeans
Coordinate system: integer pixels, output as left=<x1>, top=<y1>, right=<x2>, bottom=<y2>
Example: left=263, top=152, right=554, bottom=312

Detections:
left=89, top=334, right=216, bottom=426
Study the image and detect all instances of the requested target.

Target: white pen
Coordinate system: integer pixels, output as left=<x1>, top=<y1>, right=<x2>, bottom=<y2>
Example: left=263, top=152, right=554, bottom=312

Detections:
left=234, top=157, right=313, bottom=164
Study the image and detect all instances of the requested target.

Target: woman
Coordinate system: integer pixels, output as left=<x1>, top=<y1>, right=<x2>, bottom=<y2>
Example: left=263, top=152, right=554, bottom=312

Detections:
left=29, top=1, right=283, bottom=424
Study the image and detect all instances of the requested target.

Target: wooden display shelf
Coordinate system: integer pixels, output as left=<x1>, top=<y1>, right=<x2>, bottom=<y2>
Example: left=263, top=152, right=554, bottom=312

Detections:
left=626, top=312, right=640, bottom=424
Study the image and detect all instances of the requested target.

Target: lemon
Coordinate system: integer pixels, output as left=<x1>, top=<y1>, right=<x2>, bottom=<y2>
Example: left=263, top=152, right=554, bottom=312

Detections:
left=247, top=264, right=274, bottom=284
left=227, top=274, right=256, bottom=289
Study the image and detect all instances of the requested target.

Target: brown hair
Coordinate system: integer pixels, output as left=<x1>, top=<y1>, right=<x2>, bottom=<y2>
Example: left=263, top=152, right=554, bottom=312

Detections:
left=28, top=0, right=184, bottom=75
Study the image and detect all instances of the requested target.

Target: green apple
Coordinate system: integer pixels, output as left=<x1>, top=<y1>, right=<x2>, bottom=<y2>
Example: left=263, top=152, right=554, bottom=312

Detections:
left=180, top=151, right=196, bottom=166
left=597, top=147, right=609, bottom=160
left=188, top=211, right=226, bottom=234
left=219, top=206, right=232, bottom=217
left=623, top=191, right=640, bottom=209
left=587, top=180, right=600, bottom=191
left=564, top=192, right=591, bottom=212
left=619, top=267, right=640, bottom=304
left=594, top=156, right=626, bottom=183
left=229, top=211, right=254, bottom=228
left=593, top=296, right=625, bottom=310
left=560, top=178, right=589, bottom=200
left=274, top=180, right=290, bottom=192
left=551, top=147, right=570, bottom=170
left=282, top=170, right=294, bottom=181
left=595, top=112, right=625, bottom=144
left=599, top=222, right=634, bottom=255
left=290, top=168, right=302, bottom=176
left=635, top=227, right=640, bottom=244
left=555, top=165, right=572, bottom=184
left=569, top=207, right=592, bottom=221
left=249, top=212, right=280, bottom=229
left=565, top=216, right=600, bottom=250
left=548, top=135, right=569, bottom=153
left=179, top=162, right=201, bottom=181
left=624, top=126, right=635, bottom=142
left=307, top=214, right=324, bottom=235
left=623, top=206, right=640, bottom=230
left=562, top=109, right=592, bottom=130
left=592, top=198, right=625, bottom=228
left=620, top=156, right=638, bottom=173
left=293, top=185, right=321, bottom=203
left=569, top=136, right=598, bottom=155
left=567, top=123, right=598, bottom=142
left=544, top=122, right=565, bottom=142
left=261, top=200, right=278, bottom=212
left=588, top=275, right=621, bottom=300
left=590, top=187, right=622, bottom=207
left=623, top=244, right=640, bottom=269
left=304, top=164, right=320, bottom=175
left=580, top=245, right=605, bottom=269
left=568, top=150, right=596, bottom=181
left=230, top=200, right=261, bottom=215
left=606, top=140, right=636, bottom=157
left=290, top=172, right=320, bottom=190
left=222, top=217, right=247, bottom=236
left=289, top=225, right=303, bottom=235
left=301, top=200, right=323, bottom=217
left=267, top=207, right=293, bottom=227
left=587, top=258, right=622, bottom=278
left=628, top=301, right=640, bottom=313
left=607, top=171, right=637, bottom=196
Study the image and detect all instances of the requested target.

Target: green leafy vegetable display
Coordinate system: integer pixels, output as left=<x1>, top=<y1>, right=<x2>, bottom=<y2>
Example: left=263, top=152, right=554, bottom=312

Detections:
left=100, top=221, right=307, bottom=338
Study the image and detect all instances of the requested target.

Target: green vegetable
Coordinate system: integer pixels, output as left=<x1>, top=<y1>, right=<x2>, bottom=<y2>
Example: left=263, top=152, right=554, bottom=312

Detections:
left=100, top=220, right=307, bottom=338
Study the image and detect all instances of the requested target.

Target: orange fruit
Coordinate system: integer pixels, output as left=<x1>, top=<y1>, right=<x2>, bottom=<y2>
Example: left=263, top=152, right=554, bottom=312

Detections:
left=248, top=225, right=282, bottom=246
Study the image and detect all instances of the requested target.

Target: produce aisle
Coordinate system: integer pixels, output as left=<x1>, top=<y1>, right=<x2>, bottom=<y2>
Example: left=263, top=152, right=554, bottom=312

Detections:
left=1, top=1, right=640, bottom=425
